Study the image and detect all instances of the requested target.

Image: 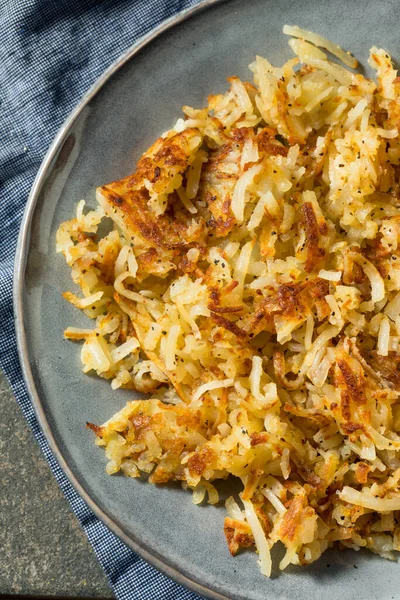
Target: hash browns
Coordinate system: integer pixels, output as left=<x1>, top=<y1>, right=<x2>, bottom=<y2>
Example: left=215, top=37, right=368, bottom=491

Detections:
left=57, top=27, right=400, bottom=575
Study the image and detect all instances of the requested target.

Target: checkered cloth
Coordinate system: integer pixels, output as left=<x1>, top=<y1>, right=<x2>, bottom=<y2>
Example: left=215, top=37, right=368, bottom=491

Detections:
left=0, top=1, right=204, bottom=598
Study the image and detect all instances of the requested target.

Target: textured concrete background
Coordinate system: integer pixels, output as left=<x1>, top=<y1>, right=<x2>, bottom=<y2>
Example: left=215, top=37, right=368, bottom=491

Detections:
left=0, top=369, right=114, bottom=598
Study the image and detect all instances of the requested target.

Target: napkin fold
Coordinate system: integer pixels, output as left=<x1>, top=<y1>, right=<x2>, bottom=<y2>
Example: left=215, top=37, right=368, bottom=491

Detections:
left=0, top=1, right=204, bottom=598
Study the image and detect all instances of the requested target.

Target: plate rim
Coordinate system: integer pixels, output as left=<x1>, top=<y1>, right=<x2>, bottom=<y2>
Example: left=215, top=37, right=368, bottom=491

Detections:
left=13, top=1, right=231, bottom=599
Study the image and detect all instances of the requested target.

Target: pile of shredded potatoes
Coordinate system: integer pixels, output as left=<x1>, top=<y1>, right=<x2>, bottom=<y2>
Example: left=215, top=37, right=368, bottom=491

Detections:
left=57, top=26, right=400, bottom=576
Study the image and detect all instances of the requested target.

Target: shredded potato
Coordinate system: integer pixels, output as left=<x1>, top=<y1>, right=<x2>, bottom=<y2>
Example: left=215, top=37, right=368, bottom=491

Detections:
left=57, top=27, right=400, bottom=575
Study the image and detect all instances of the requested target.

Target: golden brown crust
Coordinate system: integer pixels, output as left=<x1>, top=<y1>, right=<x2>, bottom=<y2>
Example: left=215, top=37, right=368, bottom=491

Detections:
left=243, top=278, right=329, bottom=336
left=358, top=348, right=400, bottom=390
left=100, top=186, right=204, bottom=249
left=187, top=446, right=215, bottom=477
left=97, top=128, right=204, bottom=249
left=257, top=126, right=288, bottom=156
left=210, top=312, right=248, bottom=339
left=300, top=202, right=326, bottom=273
left=250, top=432, right=269, bottom=446
left=224, top=517, right=255, bottom=556
left=86, top=422, right=104, bottom=437
left=279, top=494, right=308, bottom=542
left=200, top=140, right=241, bottom=238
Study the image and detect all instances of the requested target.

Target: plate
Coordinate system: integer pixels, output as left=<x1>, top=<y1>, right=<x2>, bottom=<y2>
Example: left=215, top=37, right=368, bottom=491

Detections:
left=14, top=0, right=400, bottom=598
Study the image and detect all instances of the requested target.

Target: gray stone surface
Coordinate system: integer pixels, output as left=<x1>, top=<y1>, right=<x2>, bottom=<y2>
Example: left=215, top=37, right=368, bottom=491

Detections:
left=0, top=369, right=114, bottom=598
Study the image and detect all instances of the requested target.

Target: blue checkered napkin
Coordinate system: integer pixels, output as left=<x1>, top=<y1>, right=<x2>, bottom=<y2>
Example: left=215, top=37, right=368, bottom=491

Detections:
left=0, top=1, right=204, bottom=598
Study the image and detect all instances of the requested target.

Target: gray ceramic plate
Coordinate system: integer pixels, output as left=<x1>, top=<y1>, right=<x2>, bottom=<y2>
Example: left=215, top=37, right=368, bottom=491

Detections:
left=14, top=0, right=400, bottom=598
